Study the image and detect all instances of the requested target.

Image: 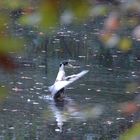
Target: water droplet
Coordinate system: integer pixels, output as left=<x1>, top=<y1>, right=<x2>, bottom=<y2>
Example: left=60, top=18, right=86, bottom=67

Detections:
left=9, top=127, right=15, bottom=130
left=11, top=109, right=18, bottom=112
left=116, top=117, right=125, bottom=120
left=106, top=120, right=113, bottom=125
left=96, top=89, right=101, bottom=92
left=27, top=99, right=31, bottom=102
left=33, top=102, right=39, bottom=105
left=85, top=97, right=91, bottom=100
left=55, top=128, right=61, bottom=132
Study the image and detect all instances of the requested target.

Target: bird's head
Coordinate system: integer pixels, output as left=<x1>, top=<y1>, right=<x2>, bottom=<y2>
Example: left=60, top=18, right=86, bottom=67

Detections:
left=59, top=61, right=68, bottom=67
left=59, top=61, right=73, bottom=68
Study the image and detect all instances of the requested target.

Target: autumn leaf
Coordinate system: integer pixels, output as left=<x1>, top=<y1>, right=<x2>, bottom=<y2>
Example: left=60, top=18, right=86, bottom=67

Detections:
left=0, top=53, right=18, bottom=71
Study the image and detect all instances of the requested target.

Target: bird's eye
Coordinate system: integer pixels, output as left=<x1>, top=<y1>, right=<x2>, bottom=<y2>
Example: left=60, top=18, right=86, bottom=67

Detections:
left=59, top=64, right=62, bottom=67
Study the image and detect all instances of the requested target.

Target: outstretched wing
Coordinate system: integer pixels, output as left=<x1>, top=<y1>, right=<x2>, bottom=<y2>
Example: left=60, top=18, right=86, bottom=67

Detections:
left=49, top=70, right=89, bottom=96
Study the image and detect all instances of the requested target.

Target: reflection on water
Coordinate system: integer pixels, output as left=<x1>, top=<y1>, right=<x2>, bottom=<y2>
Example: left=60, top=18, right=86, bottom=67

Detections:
left=40, top=95, right=81, bottom=133
left=40, top=95, right=104, bottom=134
left=0, top=55, right=139, bottom=139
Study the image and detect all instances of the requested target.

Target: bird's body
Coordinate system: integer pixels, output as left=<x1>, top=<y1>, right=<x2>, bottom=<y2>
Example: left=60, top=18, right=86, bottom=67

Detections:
left=49, top=61, right=88, bottom=101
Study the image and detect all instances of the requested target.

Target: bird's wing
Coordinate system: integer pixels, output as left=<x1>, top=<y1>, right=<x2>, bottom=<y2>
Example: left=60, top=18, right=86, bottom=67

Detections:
left=65, top=70, right=89, bottom=82
left=49, top=70, right=89, bottom=96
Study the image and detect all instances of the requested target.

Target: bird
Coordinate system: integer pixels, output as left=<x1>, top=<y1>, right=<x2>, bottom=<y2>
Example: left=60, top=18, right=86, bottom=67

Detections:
left=48, top=61, right=89, bottom=101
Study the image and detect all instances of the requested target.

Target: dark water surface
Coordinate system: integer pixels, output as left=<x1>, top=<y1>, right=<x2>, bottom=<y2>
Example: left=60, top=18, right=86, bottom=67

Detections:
left=0, top=55, right=139, bottom=140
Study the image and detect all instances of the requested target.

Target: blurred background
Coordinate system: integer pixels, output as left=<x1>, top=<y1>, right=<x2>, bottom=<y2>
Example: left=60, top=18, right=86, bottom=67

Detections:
left=0, top=0, right=140, bottom=139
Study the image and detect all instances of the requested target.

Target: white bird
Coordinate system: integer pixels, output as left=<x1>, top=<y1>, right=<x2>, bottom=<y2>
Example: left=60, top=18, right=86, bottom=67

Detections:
left=48, top=61, right=89, bottom=101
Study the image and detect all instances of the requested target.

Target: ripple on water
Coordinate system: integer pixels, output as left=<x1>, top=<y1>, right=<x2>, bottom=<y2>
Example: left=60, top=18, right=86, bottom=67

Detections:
left=39, top=95, right=53, bottom=101
left=35, top=82, right=44, bottom=85
left=21, top=76, right=32, bottom=80
left=33, top=102, right=39, bottom=105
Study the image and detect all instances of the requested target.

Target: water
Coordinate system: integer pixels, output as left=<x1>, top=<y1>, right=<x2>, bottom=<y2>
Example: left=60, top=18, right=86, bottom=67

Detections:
left=0, top=53, right=139, bottom=139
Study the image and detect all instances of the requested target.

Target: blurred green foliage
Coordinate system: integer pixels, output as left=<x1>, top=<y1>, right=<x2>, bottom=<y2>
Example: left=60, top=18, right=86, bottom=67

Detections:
left=0, top=0, right=28, bottom=9
left=0, top=86, right=8, bottom=102
left=0, top=0, right=140, bottom=139
left=120, top=123, right=140, bottom=140
left=0, top=37, right=24, bottom=53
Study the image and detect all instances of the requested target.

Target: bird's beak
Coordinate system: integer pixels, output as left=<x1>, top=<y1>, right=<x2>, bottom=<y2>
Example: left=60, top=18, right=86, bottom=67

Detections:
left=65, top=63, right=73, bottom=68
left=68, top=63, right=73, bottom=67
